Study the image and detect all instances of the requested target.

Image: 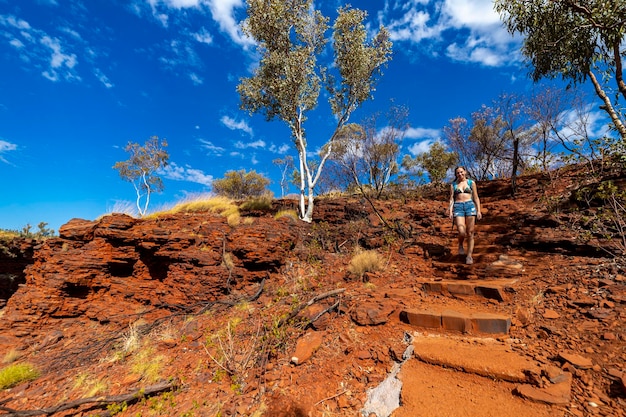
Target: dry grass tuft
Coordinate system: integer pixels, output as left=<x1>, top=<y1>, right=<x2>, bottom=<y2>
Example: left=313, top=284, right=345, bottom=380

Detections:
left=240, top=194, right=273, bottom=211
left=274, top=209, right=299, bottom=222
left=348, top=250, right=383, bottom=279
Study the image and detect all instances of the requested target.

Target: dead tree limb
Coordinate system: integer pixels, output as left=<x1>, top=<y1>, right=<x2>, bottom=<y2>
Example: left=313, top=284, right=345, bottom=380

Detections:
left=278, top=288, right=345, bottom=327
left=0, top=380, right=177, bottom=417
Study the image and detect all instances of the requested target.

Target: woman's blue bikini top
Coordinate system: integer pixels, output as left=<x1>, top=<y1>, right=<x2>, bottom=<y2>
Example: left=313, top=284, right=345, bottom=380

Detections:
left=453, top=179, right=473, bottom=195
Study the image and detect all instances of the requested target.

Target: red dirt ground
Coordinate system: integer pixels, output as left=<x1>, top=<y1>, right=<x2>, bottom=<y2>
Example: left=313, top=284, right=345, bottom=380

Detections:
left=0, top=166, right=624, bottom=417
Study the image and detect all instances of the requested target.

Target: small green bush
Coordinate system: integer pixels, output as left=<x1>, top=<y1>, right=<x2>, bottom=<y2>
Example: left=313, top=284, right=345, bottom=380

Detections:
left=0, top=362, right=40, bottom=389
left=212, top=169, right=270, bottom=200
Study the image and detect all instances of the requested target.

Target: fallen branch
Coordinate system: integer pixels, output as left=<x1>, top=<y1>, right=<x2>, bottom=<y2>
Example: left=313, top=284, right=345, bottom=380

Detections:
left=0, top=380, right=177, bottom=417
left=314, top=389, right=349, bottom=406
left=278, top=288, right=345, bottom=327
left=309, top=300, right=340, bottom=325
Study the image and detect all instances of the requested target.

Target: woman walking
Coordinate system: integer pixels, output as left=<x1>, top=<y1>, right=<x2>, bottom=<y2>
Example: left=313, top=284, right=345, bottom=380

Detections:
left=448, top=167, right=482, bottom=264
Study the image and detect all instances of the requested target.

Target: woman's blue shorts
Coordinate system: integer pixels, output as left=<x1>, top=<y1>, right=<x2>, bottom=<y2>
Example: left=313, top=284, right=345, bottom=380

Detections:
left=453, top=201, right=477, bottom=218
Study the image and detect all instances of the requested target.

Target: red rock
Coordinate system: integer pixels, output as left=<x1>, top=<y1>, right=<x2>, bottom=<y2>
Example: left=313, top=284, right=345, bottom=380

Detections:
left=542, top=309, right=561, bottom=319
left=351, top=301, right=395, bottom=326
left=514, top=372, right=572, bottom=405
left=558, top=352, right=594, bottom=369
left=291, top=331, right=324, bottom=365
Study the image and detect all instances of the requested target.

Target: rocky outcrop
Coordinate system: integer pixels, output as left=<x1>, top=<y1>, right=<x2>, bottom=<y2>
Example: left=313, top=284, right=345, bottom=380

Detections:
left=0, top=238, right=35, bottom=308
left=0, top=213, right=299, bottom=337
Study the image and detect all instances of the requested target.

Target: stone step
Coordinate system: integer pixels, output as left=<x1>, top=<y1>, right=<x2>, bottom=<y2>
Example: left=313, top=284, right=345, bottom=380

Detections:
left=408, top=333, right=539, bottom=383
left=402, top=333, right=574, bottom=407
left=419, top=278, right=518, bottom=301
left=431, top=254, right=525, bottom=278
left=400, top=308, right=512, bottom=335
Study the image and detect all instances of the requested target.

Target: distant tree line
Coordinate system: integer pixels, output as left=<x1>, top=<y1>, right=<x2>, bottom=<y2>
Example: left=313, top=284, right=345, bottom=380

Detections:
left=111, top=0, right=625, bottom=220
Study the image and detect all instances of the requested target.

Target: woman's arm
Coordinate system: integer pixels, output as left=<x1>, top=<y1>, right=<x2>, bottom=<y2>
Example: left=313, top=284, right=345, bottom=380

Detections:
left=448, top=184, right=455, bottom=219
left=471, top=181, right=482, bottom=220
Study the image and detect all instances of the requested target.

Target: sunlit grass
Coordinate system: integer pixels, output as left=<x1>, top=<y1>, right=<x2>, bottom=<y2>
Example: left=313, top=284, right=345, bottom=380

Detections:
left=274, top=209, right=299, bottom=222
left=348, top=249, right=383, bottom=279
left=105, top=200, right=138, bottom=217
left=0, top=362, right=40, bottom=389
left=240, top=193, right=273, bottom=211
left=0, top=230, right=19, bottom=239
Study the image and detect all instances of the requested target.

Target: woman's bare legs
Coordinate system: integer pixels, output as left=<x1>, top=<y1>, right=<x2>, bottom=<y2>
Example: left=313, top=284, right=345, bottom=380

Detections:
left=465, top=216, right=476, bottom=263
left=455, top=216, right=467, bottom=254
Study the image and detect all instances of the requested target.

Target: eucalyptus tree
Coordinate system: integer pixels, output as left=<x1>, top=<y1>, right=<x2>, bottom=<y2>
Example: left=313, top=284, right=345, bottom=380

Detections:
left=402, top=141, right=458, bottom=185
left=495, top=0, right=626, bottom=140
left=327, top=104, right=408, bottom=197
left=237, top=0, right=392, bottom=222
left=113, top=136, right=169, bottom=217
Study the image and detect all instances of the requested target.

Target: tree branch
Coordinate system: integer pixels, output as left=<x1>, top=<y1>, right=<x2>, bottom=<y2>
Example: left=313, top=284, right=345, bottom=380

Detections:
left=278, top=288, right=345, bottom=327
left=0, top=380, right=178, bottom=417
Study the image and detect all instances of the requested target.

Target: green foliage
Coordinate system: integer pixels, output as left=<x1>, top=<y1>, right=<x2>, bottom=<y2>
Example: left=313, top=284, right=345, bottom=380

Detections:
left=327, top=104, right=408, bottom=197
left=212, top=169, right=270, bottom=200
left=0, top=362, right=40, bottom=389
left=107, top=401, right=128, bottom=415
left=113, top=136, right=169, bottom=217
left=238, top=0, right=392, bottom=221
left=402, top=141, right=457, bottom=184
left=574, top=180, right=626, bottom=255
left=1, top=222, right=55, bottom=241
left=495, top=0, right=626, bottom=140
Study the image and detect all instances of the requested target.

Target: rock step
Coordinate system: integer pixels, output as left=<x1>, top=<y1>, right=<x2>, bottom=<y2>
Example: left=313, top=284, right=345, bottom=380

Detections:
left=431, top=254, right=525, bottom=277
left=419, top=278, right=518, bottom=301
left=400, top=308, right=511, bottom=335
left=409, top=333, right=539, bottom=383
left=405, top=333, right=573, bottom=406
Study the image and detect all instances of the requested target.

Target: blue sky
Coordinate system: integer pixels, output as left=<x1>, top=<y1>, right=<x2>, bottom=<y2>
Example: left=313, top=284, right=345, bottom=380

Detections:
left=0, top=0, right=595, bottom=231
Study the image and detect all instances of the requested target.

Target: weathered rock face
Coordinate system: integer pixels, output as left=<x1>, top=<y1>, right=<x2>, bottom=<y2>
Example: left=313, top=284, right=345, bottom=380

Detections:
left=0, top=238, right=34, bottom=308
left=1, top=213, right=299, bottom=336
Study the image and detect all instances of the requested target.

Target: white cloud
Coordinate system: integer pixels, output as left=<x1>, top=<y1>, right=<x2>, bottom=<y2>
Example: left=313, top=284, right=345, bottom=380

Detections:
left=404, top=126, right=440, bottom=140
left=0, top=15, right=84, bottom=82
left=442, top=0, right=501, bottom=27
left=40, top=35, right=79, bottom=81
left=192, top=27, right=213, bottom=45
left=206, top=0, right=252, bottom=47
left=408, top=139, right=434, bottom=155
left=234, top=139, right=265, bottom=149
left=159, top=161, right=213, bottom=186
left=189, top=72, right=203, bottom=85
left=269, top=143, right=290, bottom=154
left=199, top=139, right=225, bottom=156
left=403, top=126, right=441, bottom=155
left=94, top=68, right=114, bottom=88
left=220, top=115, right=253, bottom=136
left=144, top=0, right=252, bottom=47
left=379, top=0, right=521, bottom=67
left=0, top=139, right=17, bottom=164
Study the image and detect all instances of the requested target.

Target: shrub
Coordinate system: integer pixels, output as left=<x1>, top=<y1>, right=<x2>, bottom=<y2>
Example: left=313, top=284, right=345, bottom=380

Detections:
left=348, top=250, right=383, bottom=279
left=212, top=170, right=270, bottom=200
left=0, top=362, right=40, bottom=389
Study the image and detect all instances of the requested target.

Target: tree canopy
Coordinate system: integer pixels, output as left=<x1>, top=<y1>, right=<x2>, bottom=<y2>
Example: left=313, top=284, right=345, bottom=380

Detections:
left=238, top=0, right=392, bottom=222
left=113, top=136, right=169, bottom=217
left=495, top=0, right=626, bottom=140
